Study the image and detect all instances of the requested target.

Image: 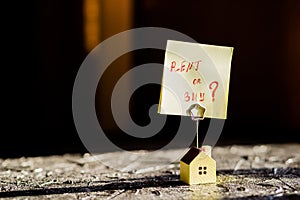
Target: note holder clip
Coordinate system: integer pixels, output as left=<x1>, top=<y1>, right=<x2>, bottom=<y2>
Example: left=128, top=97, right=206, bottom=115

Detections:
left=186, top=104, right=206, bottom=148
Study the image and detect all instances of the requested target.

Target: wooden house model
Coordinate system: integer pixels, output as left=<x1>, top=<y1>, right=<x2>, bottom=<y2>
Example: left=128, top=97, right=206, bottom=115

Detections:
left=180, top=146, right=216, bottom=185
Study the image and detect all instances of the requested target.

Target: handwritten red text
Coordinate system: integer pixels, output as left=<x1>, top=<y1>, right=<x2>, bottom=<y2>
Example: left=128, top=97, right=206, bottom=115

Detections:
left=170, top=60, right=201, bottom=73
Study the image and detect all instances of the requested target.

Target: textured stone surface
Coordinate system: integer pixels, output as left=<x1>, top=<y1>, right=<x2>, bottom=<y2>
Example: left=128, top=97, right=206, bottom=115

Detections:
left=0, top=144, right=299, bottom=199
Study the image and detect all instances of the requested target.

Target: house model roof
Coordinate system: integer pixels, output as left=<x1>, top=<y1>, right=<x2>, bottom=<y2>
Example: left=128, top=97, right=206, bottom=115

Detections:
left=180, top=147, right=201, bottom=164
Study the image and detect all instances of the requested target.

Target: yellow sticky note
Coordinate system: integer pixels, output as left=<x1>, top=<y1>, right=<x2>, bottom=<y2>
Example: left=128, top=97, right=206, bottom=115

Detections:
left=158, top=40, right=233, bottom=119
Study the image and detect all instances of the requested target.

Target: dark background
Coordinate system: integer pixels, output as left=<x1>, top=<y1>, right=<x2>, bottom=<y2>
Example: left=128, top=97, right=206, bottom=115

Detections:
left=3, top=0, right=300, bottom=158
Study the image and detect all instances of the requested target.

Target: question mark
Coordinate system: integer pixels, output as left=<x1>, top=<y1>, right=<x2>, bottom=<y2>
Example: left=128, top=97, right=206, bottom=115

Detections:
left=209, top=81, right=219, bottom=102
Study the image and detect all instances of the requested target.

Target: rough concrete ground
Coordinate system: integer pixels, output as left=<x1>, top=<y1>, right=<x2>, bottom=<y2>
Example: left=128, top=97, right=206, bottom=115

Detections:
left=0, top=144, right=299, bottom=199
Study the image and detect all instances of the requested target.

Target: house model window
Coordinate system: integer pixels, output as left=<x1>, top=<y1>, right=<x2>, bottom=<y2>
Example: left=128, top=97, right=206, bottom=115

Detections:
left=198, top=166, right=207, bottom=175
